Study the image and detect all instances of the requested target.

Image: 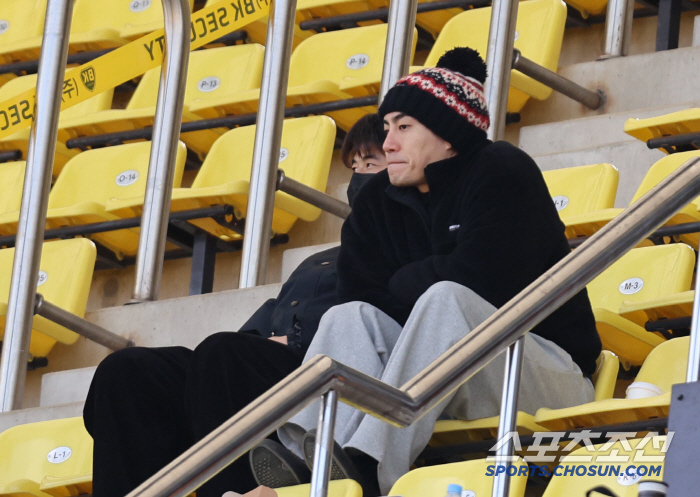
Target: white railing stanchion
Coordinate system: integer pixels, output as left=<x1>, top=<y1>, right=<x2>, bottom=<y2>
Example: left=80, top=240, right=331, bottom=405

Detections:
left=0, top=0, right=75, bottom=412
left=378, top=0, right=418, bottom=104
left=484, top=0, right=519, bottom=140
left=309, top=390, right=339, bottom=497
left=602, top=0, right=634, bottom=58
left=491, top=338, right=525, bottom=497
left=239, top=0, right=298, bottom=289
left=131, top=0, right=191, bottom=302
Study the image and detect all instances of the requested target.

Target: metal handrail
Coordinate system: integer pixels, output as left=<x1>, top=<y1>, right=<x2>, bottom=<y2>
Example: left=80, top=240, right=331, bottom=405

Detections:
left=131, top=0, right=191, bottom=303
left=128, top=156, right=700, bottom=497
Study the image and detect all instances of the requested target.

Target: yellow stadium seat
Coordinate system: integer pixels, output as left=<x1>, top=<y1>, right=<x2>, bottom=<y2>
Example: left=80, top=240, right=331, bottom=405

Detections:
left=619, top=289, right=694, bottom=326
left=0, top=161, right=26, bottom=236
left=0, top=0, right=48, bottom=64
left=189, top=24, right=412, bottom=130
left=389, top=458, right=528, bottom=497
left=430, top=351, right=619, bottom=447
left=106, top=116, right=335, bottom=242
left=565, top=0, right=608, bottom=18
left=587, top=244, right=695, bottom=368
left=274, top=480, right=362, bottom=497
left=541, top=436, right=667, bottom=496
left=423, top=0, right=567, bottom=113
left=0, top=239, right=96, bottom=358
left=0, top=74, right=114, bottom=176
left=624, top=108, right=700, bottom=152
left=535, top=337, right=688, bottom=430
left=0, top=417, right=93, bottom=497
left=563, top=150, right=700, bottom=244
left=542, top=163, right=619, bottom=224
left=59, top=44, right=264, bottom=159
left=0, top=141, right=187, bottom=259
left=0, top=0, right=194, bottom=63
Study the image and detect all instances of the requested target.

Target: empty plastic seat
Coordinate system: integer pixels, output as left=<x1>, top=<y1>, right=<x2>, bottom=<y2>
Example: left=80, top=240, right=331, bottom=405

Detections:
left=0, top=417, right=93, bottom=497
left=0, top=0, right=194, bottom=63
left=541, top=163, right=619, bottom=225
left=624, top=108, right=700, bottom=151
left=189, top=24, right=414, bottom=130
left=534, top=337, right=688, bottom=430
left=0, top=73, right=114, bottom=175
left=0, top=239, right=96, bottom=358
left=565, top=0, right=609, bottom=18
left=389, top=458, right=528, bottom=497
left=430, top=351, right=619, bottom=447
left=619, top=289, right=694, bottom=326
left=0, top=141, right=187, bottom=259
left=0, top=0, right=48, bottom=64
left=563, top=150, right=700, bottom=244
left=0, top=161, right=26, bottom=236
left=423, top=0, right=567, bottom=113
left=106, top=116, right=335, bottom=242
left=587, top=243, right=695, bottom=368
left=275, top=480, right=362, bottom=497
left=541, top=435, right=667, bottom=496
left=59, top=44, right=264, bottom=159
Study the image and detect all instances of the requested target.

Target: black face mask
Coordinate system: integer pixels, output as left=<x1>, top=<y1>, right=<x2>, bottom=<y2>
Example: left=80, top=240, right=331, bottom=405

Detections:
left=346, top=172, right=374, bottom=207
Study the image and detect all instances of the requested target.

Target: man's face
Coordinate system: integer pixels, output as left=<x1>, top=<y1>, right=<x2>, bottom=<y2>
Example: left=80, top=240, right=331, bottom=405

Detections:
left=382, top=112, right=455, bottom=192
left=351, top=147, right=388, bottom=174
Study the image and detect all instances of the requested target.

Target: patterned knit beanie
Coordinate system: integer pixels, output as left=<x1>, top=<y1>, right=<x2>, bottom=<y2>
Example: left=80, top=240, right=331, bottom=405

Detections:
left=378, top=47, right=490, bottom=152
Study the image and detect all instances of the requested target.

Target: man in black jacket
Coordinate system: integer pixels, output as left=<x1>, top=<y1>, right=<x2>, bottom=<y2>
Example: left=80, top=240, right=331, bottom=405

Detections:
left=268, top=48, right=602, bottom=495
left=82, top=114, right=387, bottom=497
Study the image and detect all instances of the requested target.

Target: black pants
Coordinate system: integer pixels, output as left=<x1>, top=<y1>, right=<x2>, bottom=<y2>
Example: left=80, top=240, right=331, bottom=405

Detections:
left=83, top=332, right=305, bottom=497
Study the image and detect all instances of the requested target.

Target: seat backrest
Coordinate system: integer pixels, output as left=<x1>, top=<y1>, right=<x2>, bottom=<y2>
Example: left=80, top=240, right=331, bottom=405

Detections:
left=0, top=238, right=96, bottom=347
left=0, top=0, right=48, bottom=46
left=128, top=44, right=265, bottom=110
left=542, top=163, right=619, bottom=219
left=69, top=0, right=192, bottom=37
left=636, top=336, right=689, bottom=393
left=587, top=244, right=696, bottom=313
left=389, top=458, right=528, bottom=497
left=288, top=23, right=410, bottom=88
left=425, top=0, right=567, bottom=100
left=591, top=350, right=620, bottom=401
left=542, top=435, right=667, bottom=496
left=193, top=115, right=335, bottom=193
left=630, top=150, right=700, bottom=204
left=0, top=161, right=26, bottom=218
left=0, top=73, right=114, bottom=121
left=48, top=140, right=186, bottom=209
left=0, top=417, right=93, bottom=495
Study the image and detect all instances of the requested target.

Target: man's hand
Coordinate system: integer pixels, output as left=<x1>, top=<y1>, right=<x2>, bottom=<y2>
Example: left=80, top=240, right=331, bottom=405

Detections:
left=268, top=336, right=288, bottom=345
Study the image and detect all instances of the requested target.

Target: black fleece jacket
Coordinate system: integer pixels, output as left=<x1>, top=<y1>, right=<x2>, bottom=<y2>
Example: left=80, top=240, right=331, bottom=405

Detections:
left=337, top=139, right=602, bottom=375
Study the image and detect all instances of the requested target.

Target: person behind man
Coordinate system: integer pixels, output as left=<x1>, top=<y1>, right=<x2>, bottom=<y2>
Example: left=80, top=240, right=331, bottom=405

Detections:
left=82, top=113, right=388, bottom=497
left=252, top=48, right=602, bottom=495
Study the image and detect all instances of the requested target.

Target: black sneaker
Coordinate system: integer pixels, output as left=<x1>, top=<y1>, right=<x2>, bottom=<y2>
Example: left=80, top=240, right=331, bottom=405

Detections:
left=249, top=439, right=311, bottom=488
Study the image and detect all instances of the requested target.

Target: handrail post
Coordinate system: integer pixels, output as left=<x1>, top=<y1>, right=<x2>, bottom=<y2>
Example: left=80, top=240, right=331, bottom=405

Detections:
left=601, top=0, right=634, bottom=58
left=491, top=338, right=524, bottom=497
left=686, top=246, right=700, bottom=383
left=131, top=0, right=191, bottom=302
left=378, top=0, right=418, bottom=104
left=484, top=0, right=519, bottom=140
left=239, top=0, right=297, bottom=288
left=0, top=0, right=75, bottom=412
left=309, top=390, right=339, bottom=497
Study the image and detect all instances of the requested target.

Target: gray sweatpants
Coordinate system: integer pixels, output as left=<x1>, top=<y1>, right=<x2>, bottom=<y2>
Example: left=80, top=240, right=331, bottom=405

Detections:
left=278, top=281, right=594, bottom=493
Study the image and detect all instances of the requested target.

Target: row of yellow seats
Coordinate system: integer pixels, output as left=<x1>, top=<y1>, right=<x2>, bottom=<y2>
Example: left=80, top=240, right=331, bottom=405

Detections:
left=0, top=0, right=570, bottom=171
left=0, top=115, right=335, bottom=259
left=0, top=419, right=667, bottom=497
left=625, top=107, right=700, bottom=153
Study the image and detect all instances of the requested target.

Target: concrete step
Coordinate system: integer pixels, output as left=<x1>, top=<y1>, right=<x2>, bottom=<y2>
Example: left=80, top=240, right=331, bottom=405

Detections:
left=520, top=102, right=700, bottom=158
left=0, top=402, right=84, bottom=434
left=532, top=140, right=666, bottom=207
left=40, top=367, right=97, bottom=408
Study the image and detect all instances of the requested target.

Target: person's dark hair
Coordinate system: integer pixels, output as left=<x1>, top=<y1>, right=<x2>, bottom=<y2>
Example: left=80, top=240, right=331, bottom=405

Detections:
left=341, top=113, right=385, bottom=168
